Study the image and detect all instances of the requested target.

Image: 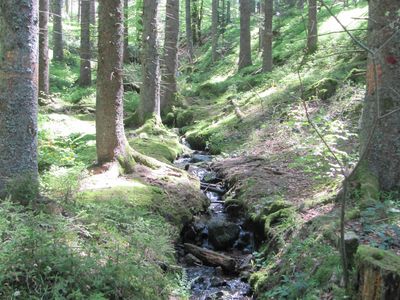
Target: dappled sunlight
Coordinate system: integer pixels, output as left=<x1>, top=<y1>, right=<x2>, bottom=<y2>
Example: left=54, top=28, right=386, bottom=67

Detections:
left=41, top=113, right=95, bottom=137
left=320, top=6, right=368, bottom=35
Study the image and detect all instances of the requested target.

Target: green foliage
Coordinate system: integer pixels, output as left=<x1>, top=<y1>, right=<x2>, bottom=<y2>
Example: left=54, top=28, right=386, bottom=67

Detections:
left=39, top=131, right=97, bottom=171
left=0, top=197, right=185, bottom=299
left=4, top=175, right=39, bottom=206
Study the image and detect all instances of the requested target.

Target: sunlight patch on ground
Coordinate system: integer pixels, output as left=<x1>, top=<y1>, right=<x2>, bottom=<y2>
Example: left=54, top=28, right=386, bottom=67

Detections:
left=42, top=113, right=95, bottom=137
left=320, top=6, right=367, bottom=34
left=258, top=87, right=278, bottom=99
left=80, top=163, right=145, bottom=191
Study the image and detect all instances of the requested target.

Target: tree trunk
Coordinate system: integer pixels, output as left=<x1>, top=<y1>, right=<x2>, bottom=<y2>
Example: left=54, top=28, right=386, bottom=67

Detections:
left=238, top=0, right=252, bottom=69
left=90, top=0, right=96, bottom=25
left=53, top=0, right=64, bottom=61
left=0, top=0, right=39, bottom=195
left=96, top=0, right=128, bottom=164
left=79, top=0, right=91, bottom=87
left=307, top=0, right=317, bottom=53
left=262, top=0, right=273, bottom=72
left=192, top=0, right=198, bottom=45
left=221, top=0, right=226, bottom=35
left=77, top=0, right=81, bottom=22
left=161, top=0, right=179, bottom=113
left=65, top=0, right=69, bottom=16
left=123, top=0, right=129, bottom=63
left=185, top=0, right=194, bottom=61
left=358, top=0, right=400, bottom=194
left=211, top=0, right=219, bottom=63
left=226, top=0, right=231, bottom=24
left=258, top=0, right=264, bottom=52
left=39, top=0, right=50, bottom=98
left=139, top=0, right=161, bottom=124
left=198, top=0, right=204, bottom=43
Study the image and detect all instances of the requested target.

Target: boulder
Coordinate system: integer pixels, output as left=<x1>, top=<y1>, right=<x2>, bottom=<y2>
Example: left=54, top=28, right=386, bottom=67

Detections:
left=208, top=219, right=241, bottom=250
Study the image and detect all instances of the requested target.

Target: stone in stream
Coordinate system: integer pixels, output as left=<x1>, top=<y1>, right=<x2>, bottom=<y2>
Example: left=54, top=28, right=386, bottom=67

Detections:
left=190, top=153, right=212, bottom=163
left=208, top=219, right=241, bottom=250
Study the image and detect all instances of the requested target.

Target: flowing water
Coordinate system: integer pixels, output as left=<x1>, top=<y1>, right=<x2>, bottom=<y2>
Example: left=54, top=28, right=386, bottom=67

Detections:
left=175, top=150, right=254, bottom=300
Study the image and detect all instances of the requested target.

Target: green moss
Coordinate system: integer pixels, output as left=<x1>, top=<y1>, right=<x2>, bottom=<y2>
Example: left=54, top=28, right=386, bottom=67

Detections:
left=354, top=161, right=379, bottom=207
left=305, top=78, right=339, bottom=101
left=130, top=137, right=181, bottom=163
left=356, top=245, right=400, bottom=274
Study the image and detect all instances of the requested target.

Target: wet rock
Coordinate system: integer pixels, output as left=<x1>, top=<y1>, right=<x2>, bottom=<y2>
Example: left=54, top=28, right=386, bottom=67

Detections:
left=238, top=254, right=254, bottom=271
left=182, top=225, right=196, bottom=242
left=185, top=253, right=203, bottom=266
left=206, top=291, right=224, bottom=299
left=190, top=154, right=212, bottom=163
left=215, top=266, right=223, bottom=276
left=208, top=219, right=241, bottom=250
left=210, top=277, right=228, bottom=287
left=203, top=171, right=219, bottom=184
left=225, top=204, right=242, bottom=217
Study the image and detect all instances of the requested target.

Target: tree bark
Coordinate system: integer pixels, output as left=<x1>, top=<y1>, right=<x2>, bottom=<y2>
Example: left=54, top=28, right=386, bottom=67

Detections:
left=192, top=0, right=198, bottom=45
left=358, top=0, right=400, bottom=193
left=90, top=0, right=96, bottom=25
left=307, top=0, right=317, bottom=53
left=123, top=0, right=129, bottom=63
left=258, top=0, right=264, bottom=52
left=96, top=0, right=128, bottom=164
left=79, top=0, right=91, bottom=87
left=139, top=0, right=161, bottom=124
left=185, top=0, right=194, bottom=61
left=262, top=0, right=273, bottom=72
left=53, top=0, right=64, bottom=61
left=239, top=0, right=252, bottom=69
left=226, top=0, right=231, bottom=24
left=0, top=0, right=39, bottom=195
left=161, top=0, right=179, bottom=113
left=39, top=0, right=50, bottom=98
left=211, top=0, right=219, bottom=63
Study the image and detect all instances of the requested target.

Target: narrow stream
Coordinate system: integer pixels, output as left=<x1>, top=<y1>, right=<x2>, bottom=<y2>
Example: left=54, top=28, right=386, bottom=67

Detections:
left=174, top=146, right=254, bottom=300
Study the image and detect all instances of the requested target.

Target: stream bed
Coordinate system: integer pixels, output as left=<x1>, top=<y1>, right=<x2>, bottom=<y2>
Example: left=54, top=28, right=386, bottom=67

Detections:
left=175, top=150, right=255, bottom=300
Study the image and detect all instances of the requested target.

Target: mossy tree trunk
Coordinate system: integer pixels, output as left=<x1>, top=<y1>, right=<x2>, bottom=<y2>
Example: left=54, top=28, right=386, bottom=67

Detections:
left=139, top=0, right=161, bottom=124
left=262, top=0, right=273, bottom=72
left=96, top=0, right=129, bottom=164
left=39, top=0, right=50, bottom=99
left=0, top=0, right=39, bottom=195
left=307, top=0, right=317, bottom=53
left=239, top=0, right=252, bottom=69
left=357, top=0, right=400, bottom=197
left=53, top=0, right=64, bottom=61
left=161, top=0, right=179, bottom=113
left=79, top=0, right=91, bottom=87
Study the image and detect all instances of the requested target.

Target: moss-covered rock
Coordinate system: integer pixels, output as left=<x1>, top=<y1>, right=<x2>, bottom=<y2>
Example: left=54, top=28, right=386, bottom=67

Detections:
left=305, top=78, right=339, bottom=101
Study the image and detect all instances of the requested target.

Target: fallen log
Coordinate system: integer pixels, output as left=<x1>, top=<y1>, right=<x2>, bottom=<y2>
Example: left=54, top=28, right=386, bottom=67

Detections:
left=184, top=243, right=236, bottom=272
left=200, top=183, right=226, bottom=194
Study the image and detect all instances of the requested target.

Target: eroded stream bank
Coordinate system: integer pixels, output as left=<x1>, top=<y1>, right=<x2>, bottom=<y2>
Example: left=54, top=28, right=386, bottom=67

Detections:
left=174, top=146, right=259, bottom=300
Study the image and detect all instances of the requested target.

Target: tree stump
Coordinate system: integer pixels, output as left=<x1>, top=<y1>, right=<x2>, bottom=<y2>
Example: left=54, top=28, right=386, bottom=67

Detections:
left=355, top=245, right=400, bottom=300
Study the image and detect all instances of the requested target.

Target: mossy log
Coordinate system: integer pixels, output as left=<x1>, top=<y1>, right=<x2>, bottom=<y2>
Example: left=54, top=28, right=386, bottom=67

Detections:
left=184, top=243, right=236, bottom=272
left=355, top=245, right=400, bottom=300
